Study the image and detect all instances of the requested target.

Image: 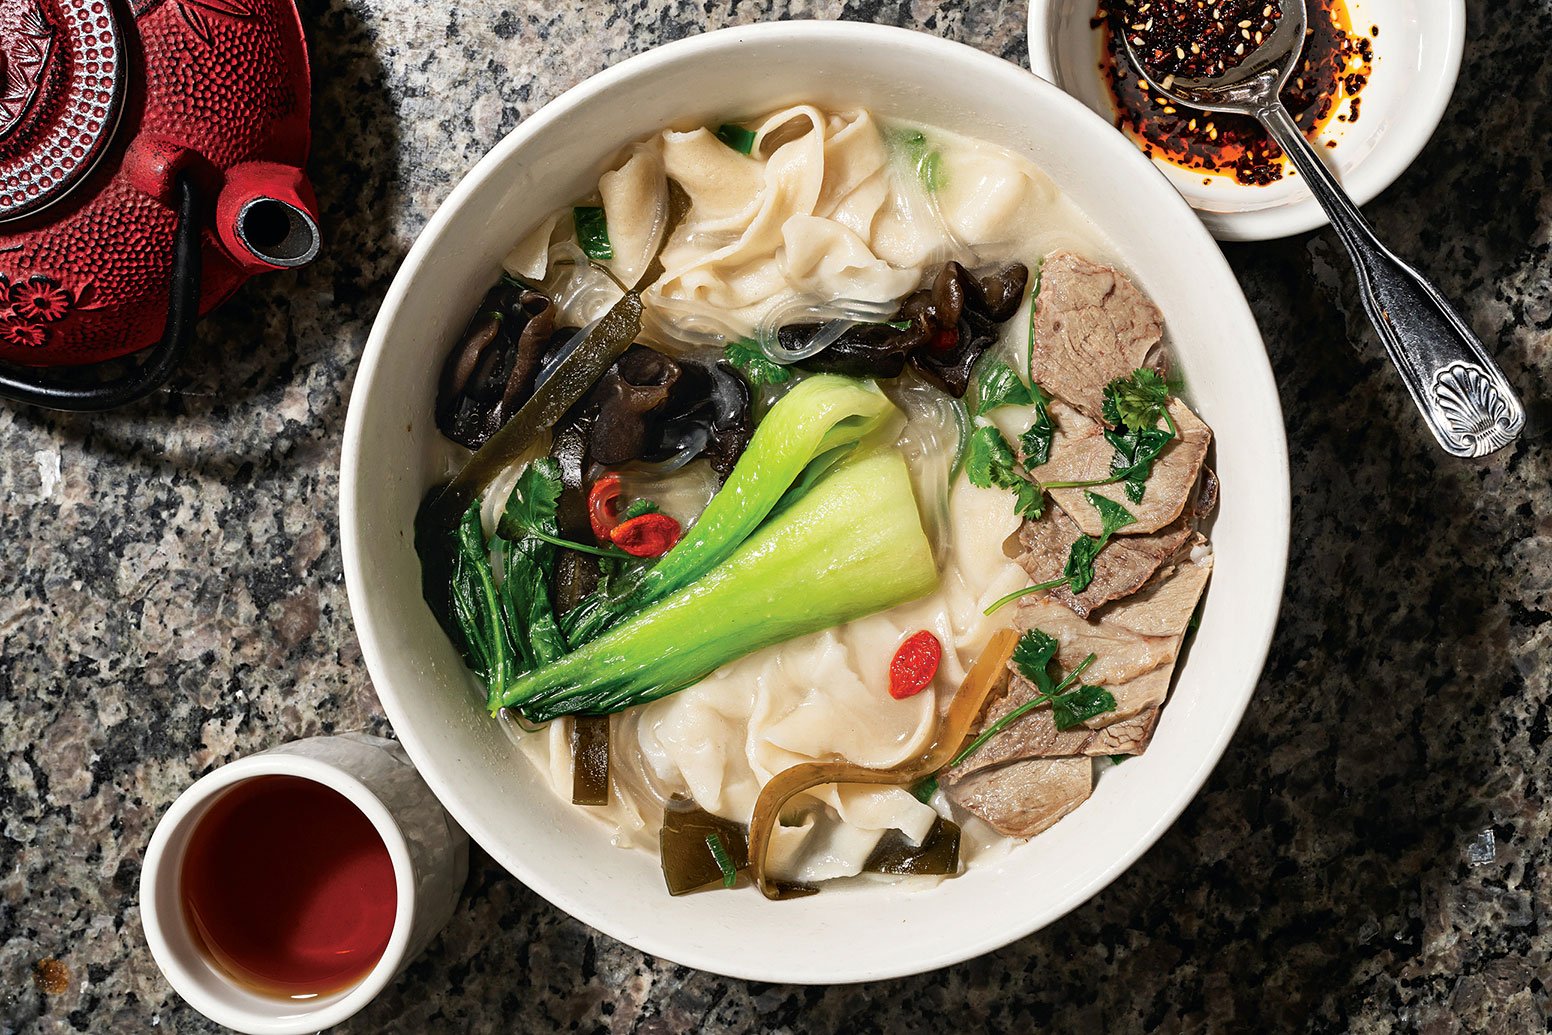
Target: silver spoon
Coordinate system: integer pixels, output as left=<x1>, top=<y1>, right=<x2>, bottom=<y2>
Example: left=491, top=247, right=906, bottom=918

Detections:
left=1119, top=2, right=1525, bottom=458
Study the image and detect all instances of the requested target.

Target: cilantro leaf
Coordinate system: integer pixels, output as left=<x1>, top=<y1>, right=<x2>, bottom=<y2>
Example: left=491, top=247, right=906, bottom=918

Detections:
left=723, top=340, right=792, bottom=386
left=1019, top=384, right=1055, bottom=468
left=1102, top=368, right=1170, bottom=432
left=1051, top=684, right=1117, bottom=731
left=1105, top=421, right=1173, bottom=503
left=1088, top=491, right=1138, bottom=537
left=1014, top=480, right=1046, bottom=521
left=964, top=425, right=1022, bottom=490
left=947, top=630, right=1115, bottom=768
left=1063, top=535, right=1104, bottom=594
left=973, top=360, right=1035, bottom=416
left=1061, top=493, right=1136, bottom=594
left=1011, top=629, right=1060, bottom=694
left=890, top=128, right=945, bottom=194
left=498, top=458, right=563, bottom=539
left=919, top=149, right=945, bottom=193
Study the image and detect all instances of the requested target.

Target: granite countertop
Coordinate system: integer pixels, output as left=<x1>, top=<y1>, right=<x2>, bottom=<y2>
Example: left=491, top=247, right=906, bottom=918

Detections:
left=3, top=0, right=1549, bottom=1031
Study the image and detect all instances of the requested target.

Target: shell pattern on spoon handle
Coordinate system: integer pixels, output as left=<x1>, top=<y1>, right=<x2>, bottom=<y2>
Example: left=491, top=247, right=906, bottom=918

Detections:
left=1256, top=104, right=1526, bottom=458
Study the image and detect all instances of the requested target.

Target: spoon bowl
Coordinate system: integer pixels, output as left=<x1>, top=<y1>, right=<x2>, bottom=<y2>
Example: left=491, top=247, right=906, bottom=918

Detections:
left=1119, top=2, right=1306, bottom=115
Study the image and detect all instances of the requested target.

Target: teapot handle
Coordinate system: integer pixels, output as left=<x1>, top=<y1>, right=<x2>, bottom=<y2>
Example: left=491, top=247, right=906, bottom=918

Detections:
left=0, top=175, right=202, bottom=412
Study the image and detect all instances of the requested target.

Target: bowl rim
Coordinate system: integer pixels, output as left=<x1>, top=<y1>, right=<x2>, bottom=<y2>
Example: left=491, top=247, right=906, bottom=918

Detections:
left=341, top=19, right=1291, bottom=982
left=1026, top=0, right=1467, bottom=241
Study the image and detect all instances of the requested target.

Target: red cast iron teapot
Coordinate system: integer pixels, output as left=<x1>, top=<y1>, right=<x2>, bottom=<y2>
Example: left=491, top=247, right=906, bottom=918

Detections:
left=0, top=0, right=317, bottom=410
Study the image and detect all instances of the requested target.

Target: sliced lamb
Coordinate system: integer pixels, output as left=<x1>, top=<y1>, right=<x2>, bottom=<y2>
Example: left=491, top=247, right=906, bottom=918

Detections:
left=1037, top=398, right=1211, bottom=536
left=1017, top=506, right=1196, bottom=618
left=945, top=703, right=1160, bottom=780
left=1016, top=466, right=1218, bottom=619
left=945, top=543, right=1212, bottom=790
left=945, top=756, right=1093, bottom=838
left=1028, top=251, right=1164, bottom=421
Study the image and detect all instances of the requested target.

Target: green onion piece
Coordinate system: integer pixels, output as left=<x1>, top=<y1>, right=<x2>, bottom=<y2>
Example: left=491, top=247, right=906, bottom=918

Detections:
left=706, top=832, right=738, bottom=888
left=715, top=123, right=757, bottom=155
left=573, top=206, right=614, bottom=261
left=911, top=777, right=939, bottom=804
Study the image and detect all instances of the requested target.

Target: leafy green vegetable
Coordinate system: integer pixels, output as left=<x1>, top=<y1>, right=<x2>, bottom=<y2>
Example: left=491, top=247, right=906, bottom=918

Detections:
left=1013, top=480, right=1046, bottom=521
left=1102, top=368, right=1171, bottom=432
left=573, top=206, right=613, bottom=261
left=499, top=448, right=938, bottom=721
left=497, top=459, right=562, bottom=538
left=502, top=530, right=565, bottom=675
left=1051, top=683, right=1117, bottom=730
left=449, top=502, right=516, bottom=708
left=715, top=123, right=757, bottom=155
left=705, top=832, right=739, bottom=887
left=1011, top=628, right=1060, bottom=692
left=1019, top=383, right=1055, bottom=468
left=1062, top=491, right=1136, bottom=594
left=723, top=339, right=792, bottom=386
left=964, top=424, right=1022, bottom=490
left=625, top=499, right=660, bottom=519
left=1105, top=424, right=1173, bottom=503
left=948, top=631, right=1116, bottom=769
left=1098, top=368, right=1178, bottom=503
left=1089, top=492, right=1139, bottom=537
left=973, top=359, right=1035, bottom=416
left=563, top=375, right=897, bottom=647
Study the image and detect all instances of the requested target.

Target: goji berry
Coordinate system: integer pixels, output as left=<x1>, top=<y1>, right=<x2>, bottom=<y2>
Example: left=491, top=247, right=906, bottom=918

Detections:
left=888, top=630, right=941, bottom=699
left=610, top=512, right=682, bottom=558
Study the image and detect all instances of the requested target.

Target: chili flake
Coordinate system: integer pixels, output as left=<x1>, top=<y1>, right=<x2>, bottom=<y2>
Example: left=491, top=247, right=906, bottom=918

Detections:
left=1094, top=0, right=1374, bottom=185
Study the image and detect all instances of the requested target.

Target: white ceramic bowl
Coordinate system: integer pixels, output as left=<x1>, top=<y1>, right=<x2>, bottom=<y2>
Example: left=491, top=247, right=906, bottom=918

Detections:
left=341, top=21, right=1290, bottom=983
left=1029, top=0, right=1465, bottom=241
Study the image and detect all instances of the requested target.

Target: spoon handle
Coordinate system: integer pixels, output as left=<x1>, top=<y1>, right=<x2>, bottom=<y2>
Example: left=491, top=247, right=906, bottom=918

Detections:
left=1256, top=104, right=1525, bottom=458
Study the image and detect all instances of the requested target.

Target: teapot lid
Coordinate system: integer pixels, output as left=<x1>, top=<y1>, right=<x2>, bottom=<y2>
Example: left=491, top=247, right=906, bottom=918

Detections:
left=0, top=0, right=124, bottom=224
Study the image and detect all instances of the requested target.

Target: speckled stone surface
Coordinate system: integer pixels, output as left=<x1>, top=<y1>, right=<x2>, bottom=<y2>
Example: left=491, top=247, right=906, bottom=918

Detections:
left=2, top=1, right=1549, bottom=1031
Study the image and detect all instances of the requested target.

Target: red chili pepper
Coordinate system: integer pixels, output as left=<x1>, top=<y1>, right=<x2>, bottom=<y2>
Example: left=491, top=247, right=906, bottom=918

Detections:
left=888, top=630, right=941, bottom=700
left=588, top=475, right=623, bottom=542
left=610, top=512, right=682, bottom=558
left=929, top=326, right=960, bottom=353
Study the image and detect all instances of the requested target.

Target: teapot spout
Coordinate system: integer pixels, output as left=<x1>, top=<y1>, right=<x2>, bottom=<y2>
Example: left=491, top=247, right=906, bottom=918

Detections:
left=216, top=161, right=322, bottom=271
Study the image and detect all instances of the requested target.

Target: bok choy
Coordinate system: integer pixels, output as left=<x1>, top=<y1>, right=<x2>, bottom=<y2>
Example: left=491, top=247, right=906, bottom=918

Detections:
left=498, top=447, right=939, bottom=722
left=562, top=374, right=896, bottom=645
